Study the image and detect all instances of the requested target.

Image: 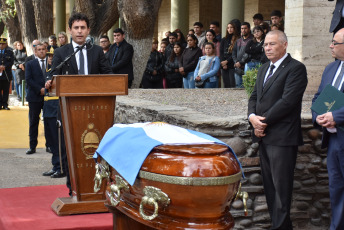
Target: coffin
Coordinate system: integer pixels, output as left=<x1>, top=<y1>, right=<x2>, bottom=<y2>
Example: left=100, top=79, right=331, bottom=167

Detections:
left=95, top=143, right=243, bottom=230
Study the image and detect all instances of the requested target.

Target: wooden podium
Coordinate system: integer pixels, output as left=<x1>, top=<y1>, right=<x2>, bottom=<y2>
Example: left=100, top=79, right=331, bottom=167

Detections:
left=49, top=74, right=128, bottom=216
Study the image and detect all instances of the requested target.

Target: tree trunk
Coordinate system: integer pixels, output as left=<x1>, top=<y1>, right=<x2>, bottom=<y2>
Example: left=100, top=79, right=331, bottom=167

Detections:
left=0, top=0, right=22, bottom=45
left=32, top=0, right=53, bottom=41
left=15, top=0, right=37, bottom=53
left=118, top=0, right=162, bottom=88
left=74, top=0, right=119, bottom=40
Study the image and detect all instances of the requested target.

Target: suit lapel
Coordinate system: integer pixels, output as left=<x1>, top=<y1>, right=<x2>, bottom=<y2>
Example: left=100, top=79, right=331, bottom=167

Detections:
left=327, top=60, right=341, bottom=86
left=87, top=44, right=92, bottom=74
left=262, top=54, right=292, bottom=95
left=67, top=44, right=78, bottom=74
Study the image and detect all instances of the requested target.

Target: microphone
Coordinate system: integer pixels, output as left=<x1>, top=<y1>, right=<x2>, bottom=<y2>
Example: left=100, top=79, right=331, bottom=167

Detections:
left=86, top=36, right=93, bottom=46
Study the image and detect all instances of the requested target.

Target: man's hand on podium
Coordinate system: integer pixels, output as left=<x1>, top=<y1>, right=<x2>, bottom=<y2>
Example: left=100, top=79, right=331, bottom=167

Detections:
left=45, top=80, right=52, bottom=89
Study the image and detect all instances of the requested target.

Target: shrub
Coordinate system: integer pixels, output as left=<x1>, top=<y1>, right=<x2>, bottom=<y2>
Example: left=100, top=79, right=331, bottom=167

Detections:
left=242, top=65, right=261, bottom=96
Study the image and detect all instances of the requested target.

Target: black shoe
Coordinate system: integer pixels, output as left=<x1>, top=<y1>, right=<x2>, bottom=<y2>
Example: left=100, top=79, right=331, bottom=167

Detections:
left=42, top=169, right=56, bottom=176
left=51, top=171, right=66, bottom=178
left=3, top=107, right=10, bottom=110
left=26, top=148, right=36, bottom=155
left=46, top=147, right=52, bottom=153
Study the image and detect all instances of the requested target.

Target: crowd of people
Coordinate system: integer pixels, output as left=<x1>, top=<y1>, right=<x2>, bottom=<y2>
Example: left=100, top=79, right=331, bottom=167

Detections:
left=138, top=10, right=284, bottom=89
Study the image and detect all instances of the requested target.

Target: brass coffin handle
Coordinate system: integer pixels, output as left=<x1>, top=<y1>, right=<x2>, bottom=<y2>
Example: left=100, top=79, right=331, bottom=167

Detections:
left=139, top=186, right=170, bottom=221
left=107, top=175, right=129, bottom=207
left=235, top=183, right=249, bottom=216
left=93, top=161, right=110, bottom=193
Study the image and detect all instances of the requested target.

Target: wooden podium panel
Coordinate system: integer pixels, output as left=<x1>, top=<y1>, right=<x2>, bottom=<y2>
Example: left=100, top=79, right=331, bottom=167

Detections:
left=50, top=74, right=128, bottom=216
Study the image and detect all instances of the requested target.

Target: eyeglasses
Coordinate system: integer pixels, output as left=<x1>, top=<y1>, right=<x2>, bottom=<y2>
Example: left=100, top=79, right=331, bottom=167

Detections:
left=331, top=41, right=344, bottom=46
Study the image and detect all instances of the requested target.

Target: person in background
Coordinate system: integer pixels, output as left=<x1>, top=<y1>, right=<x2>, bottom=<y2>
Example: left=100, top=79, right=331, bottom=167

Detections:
left=202, top=29, right=220, bottom=56
left=164, top=32, right=177, bottom=62
left=174, top=29, right=187, bottom=49
left=210, top=21, right=221, bottom=42
left=260, top=21, right=270, bottom=35
left=0, top=38, right=14, bottom=110
left=159, top=40, right=168, bottom=88
left=58, top=31, right=68, bottom=47
left=188, top=29, right=195, bottom=36
left=220, top=21, right=240, bottom=88
left=141, top=38, right=164, bottom=89
left=165, top=42, right=184, bottom=88
left=244, top=26, right=266, bottom=74
left=253, top=13, right=264, bottom=27
left=194, top=42, right=220, bottom=88
left=232, top=22, right=253, bottom=88
left=99, top=35, right=111, bottom=58
left=270, top=10, right=284, bottom=32
left=13, top=41, right=27, bottom=101
left=179, top=34, right=202, bottom=89
left=48, top=35, right=58, bottom=49
left=194, top=22, right=206, bottom=49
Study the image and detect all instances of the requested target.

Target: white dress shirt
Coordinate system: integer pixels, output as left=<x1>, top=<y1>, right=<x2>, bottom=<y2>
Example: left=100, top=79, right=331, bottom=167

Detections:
left=72, top=40, right=88, bottom=75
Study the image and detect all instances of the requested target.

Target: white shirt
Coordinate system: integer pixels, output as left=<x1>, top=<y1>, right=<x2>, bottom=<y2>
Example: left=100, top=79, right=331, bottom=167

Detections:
left=263, top=53, right=288, bottom=84
left=72, top=40, right=88, bottom=75
left=39, top=58, right=47, bottom=72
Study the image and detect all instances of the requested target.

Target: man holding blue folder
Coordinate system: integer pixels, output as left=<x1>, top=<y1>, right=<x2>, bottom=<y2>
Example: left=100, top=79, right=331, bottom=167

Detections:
left=312, top=28, right=344, bottom=230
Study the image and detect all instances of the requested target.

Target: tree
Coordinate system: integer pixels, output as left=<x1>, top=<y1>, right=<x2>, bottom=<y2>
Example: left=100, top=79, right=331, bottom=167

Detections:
left=0, top=0, right=21, bottom=44
left=118, top=0, right=162, bottom=88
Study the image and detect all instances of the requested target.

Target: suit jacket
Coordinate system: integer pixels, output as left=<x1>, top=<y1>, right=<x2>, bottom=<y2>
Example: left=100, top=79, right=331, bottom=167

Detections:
left=107, top=39, right=134, bottom=81
left=51, top=43, right=112, bottom=76
left=0, top=47, right=14, bottom=81
left=248, top=54, right=308, bottom=146
left=25, top=58, right=46, bottom=102
left=330, top=0, right=344, bottom=33
left=312, top=60, right=344, bottom=148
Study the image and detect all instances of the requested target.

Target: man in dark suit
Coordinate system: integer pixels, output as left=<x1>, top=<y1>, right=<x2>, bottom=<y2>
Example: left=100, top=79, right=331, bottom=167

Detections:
left=25, top=43, right=47, bottom=155
left=25, top=40, right=40, bottom=64
left=329, top=0, right=344, bottom=34
left=45, top=13, right=112, bottom=196
left=248, top=30, right=308, bottom=229
left=107, top=28, right=134, bottom=88
left=312, top=28, right=344, bottom=230
left=0, top=38, right=14, bottom=110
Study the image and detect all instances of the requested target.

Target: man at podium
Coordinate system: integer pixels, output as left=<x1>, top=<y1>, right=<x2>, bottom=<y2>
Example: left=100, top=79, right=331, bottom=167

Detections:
left=45, top=13, right=112, bottom=196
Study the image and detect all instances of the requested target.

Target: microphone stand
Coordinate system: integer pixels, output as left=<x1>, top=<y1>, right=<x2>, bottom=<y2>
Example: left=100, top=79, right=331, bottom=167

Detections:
left=47, top=41, right=88, bottom=80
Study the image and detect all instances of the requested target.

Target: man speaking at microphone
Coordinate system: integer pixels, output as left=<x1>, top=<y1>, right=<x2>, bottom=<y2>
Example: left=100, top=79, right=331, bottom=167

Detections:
left=45, top=13, right=112, bottom=196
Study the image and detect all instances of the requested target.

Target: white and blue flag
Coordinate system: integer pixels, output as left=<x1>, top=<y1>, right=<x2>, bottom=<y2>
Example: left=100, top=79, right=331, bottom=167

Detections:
left=94, top=122, right=241, bottom=185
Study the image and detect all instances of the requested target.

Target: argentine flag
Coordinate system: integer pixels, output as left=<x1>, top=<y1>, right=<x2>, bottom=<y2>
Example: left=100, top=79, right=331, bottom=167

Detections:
left=94, top=122, right=241, bottom=185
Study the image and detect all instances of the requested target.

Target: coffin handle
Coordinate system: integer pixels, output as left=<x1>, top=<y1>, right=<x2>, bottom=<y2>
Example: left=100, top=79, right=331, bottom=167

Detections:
left=235, top=183, right=249, bottom=216
left=93, top=161, right=110, bottom=193
left=139, top=186, right=170, bottom=221
left=107, top=175, right=129, bottom=207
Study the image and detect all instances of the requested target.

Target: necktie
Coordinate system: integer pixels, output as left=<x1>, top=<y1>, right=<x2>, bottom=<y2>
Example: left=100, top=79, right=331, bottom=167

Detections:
left=41, top=59, right=46, bottom=78
left=77, top=46, right=85, bottom=74
left=264, top=64, right=275, bottom=86
left=334, top=62, right=344, bottom=90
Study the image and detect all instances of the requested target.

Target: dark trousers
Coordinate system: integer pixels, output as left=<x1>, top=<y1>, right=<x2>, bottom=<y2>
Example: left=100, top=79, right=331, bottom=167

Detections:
left=222, top=68, right=236, bottom=88
left=57, top=108, right=72, bottom=196
left=259, top=143, right=297, bottom=230
left=0, top=79, right=10, bottom=108
left=141, top=75, right=163, bottom=89
left=44, top=117, right=62, bottom=172
left=166, top=78, right=183, bottom=88
left=327, top=134, right=344, bottom=230
left=28, top=101, right=44, bottom=149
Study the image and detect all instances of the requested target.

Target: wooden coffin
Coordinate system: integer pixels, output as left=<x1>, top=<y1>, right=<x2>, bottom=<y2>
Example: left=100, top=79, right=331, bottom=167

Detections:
left=96, top=144, right=242, bottom=230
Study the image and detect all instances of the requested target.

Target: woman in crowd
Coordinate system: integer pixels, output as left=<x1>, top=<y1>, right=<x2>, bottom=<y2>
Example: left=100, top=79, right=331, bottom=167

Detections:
left=164, top=42, right=184, bottom=88
left=188, top=29, right=195, bottom=36
left=202, top=29, right=220, bottom=56
left=179, top=34, right=202, bottom=89
left=174, top=29, right=187, bottom=49
left=13, top=41, right=27, bottom=101
left=220, top=21, right=240, bottom=88
left=141, top=39, right=164, bottom=89
left=194, top=42, right=220, bottom=88
left=244, top=26, right=266, bottom=73
left=159, top=40, right=168, bottom=88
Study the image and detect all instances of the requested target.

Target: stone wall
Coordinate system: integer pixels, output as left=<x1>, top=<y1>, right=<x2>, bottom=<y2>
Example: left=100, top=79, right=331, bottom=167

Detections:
left=114, top=93, right=330, bottom=230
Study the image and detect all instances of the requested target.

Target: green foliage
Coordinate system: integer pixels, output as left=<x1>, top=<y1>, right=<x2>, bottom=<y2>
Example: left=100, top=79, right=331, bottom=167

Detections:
left=0, top=0, right=16, bottom=21
left=242, top=65, right=261, bottom=96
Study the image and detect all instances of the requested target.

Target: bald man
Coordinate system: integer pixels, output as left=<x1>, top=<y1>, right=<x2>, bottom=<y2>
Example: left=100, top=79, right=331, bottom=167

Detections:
left=312, top=28, right=344, bottom=230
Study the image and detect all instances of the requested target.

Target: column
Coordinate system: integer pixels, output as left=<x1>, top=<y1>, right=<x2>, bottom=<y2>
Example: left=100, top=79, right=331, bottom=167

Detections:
left=171, top=0, right=189, bottom=34
left=55, top=0, right=66, bottom=33
left=69, top=0, right=75, bottom=15
left=221, top=0, right=244, bottom=36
